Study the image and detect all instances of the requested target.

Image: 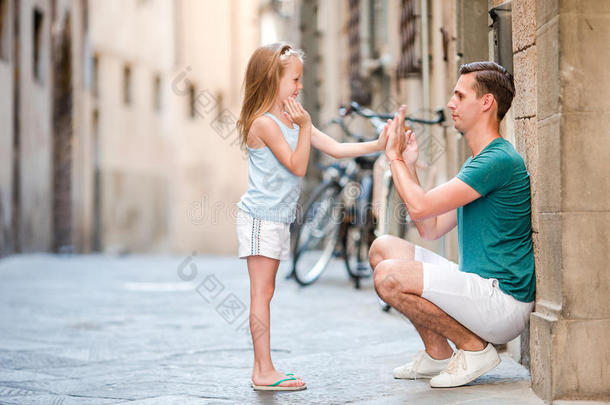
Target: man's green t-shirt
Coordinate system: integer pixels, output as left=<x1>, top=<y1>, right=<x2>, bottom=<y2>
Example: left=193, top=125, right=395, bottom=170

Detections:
left=456, top=137, right=535, bottom=302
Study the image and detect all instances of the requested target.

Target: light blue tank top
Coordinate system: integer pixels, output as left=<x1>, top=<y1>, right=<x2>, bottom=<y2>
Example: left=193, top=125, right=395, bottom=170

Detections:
left=237, top=112, right=302, bottom=223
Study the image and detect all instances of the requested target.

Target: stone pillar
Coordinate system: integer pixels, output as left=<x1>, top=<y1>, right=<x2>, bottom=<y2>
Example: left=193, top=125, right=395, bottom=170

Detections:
left=527, top=0, right=610, bottom=401
left=511, top=0, right=537, bottom=369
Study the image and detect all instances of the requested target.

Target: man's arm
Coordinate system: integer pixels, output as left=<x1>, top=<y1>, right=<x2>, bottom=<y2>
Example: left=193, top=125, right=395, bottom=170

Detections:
left=391, top=165, right=480, bottom=221
left=413, top=209, right=458, bottom=241
left=402, top=164, right=458, bottom=240
left=385, top=106, right=480, bottom=233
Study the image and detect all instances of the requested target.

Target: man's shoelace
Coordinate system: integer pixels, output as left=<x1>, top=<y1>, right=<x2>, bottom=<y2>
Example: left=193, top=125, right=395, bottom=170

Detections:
left=445, top=350, right=467, bottom=374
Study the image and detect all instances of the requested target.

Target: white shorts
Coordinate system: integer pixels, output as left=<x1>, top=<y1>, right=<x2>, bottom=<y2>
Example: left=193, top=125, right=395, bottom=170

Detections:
left=236, top=209, right=291, bottom=261
left=415, top=246, right=534, bottom=344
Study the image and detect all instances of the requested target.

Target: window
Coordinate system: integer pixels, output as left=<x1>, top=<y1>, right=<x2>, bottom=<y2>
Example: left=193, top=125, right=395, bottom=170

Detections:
left=348, top=0, right=371, bottom=105
left=92, top=54, right=99, bottom=98
left=188, top=83, right=196, bottom=118
left=123, top=65, right=132, bottom=104
left=33, top=8, right=44, bottom=82
left=397, top=0, right=420, bottom=78
left=153, top=74, right=161, bottom=112
left=0, top=0, right=9, bottom=61
left=92, top=108, right=99, bottom=138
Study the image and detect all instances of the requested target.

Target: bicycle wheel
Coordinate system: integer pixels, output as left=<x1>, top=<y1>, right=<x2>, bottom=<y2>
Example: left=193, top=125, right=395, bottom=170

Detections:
left=343, top=211, right=375, bottom=287
left=343, top=176, right=375, bottom=286
left=291, top=181, right=343, bottom=286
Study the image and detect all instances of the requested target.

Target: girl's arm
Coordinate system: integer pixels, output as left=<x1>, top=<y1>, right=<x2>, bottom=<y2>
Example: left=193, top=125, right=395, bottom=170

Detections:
left=311, top=125, right=387, bottom=159
left=252, top=99, right=312, bottom=177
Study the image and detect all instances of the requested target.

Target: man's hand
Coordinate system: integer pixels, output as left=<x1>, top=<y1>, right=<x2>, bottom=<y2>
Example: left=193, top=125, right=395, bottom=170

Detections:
left=385, top=105, right=408, bottom=160
left=402, top=130, right=418, bottom=168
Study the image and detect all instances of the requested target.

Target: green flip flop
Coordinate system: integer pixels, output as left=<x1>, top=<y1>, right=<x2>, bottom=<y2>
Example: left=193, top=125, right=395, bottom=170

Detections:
left=250, top=373, right=299, bottom=386
left=251, top=376, right=307, bottom=391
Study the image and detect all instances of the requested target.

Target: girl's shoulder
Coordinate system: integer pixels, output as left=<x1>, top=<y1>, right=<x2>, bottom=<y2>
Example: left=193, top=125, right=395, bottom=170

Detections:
left=249, top=114, right=283, bottom=146
left=251, top=113, right=278, bottom=131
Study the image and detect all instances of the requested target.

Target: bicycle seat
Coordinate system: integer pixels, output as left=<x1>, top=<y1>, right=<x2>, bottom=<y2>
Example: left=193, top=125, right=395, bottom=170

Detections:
left=354, top=154, right=380, bottom=170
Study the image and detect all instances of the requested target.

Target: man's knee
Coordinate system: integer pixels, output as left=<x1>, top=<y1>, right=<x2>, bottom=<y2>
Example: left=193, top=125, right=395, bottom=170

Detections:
left=373, top=260, right=401, bottom=299
left=369, top=235, right=394, bottom=269
left=369, top=244, right=382, bottom=270
left=369, top=235, right=415, bottom=269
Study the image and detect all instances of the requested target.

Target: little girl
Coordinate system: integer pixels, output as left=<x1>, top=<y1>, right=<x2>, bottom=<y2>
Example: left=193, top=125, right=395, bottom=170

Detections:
left=236, top=42, right=387, bottom=391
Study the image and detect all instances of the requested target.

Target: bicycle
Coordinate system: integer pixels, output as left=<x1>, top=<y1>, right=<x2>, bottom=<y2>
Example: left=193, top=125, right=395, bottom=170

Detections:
left=289, top=104, right=387, bottom=288
left=345, top=102, right=446, bottom=239
left=350, top=102, right=445, bottom=311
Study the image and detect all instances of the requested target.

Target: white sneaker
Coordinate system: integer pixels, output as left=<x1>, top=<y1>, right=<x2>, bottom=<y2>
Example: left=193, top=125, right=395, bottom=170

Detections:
left=429, top=343, right=501, bottom=388
left=393, top=351, right=452, bottom=379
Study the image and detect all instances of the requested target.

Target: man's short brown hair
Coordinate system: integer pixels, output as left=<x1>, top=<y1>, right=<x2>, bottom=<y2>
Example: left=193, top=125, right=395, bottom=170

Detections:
left=458, top=62, right=515, bottom=121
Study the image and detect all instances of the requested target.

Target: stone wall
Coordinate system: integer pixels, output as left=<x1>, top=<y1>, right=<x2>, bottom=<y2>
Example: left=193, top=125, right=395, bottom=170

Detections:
left=516, top=0, right=610, bottom=401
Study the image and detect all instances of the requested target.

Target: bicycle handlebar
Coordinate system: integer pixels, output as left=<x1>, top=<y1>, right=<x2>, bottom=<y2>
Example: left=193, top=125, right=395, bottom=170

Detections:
left=325, top=101, right=445, bottom=142
left=342, top=101, right=445, bottom=125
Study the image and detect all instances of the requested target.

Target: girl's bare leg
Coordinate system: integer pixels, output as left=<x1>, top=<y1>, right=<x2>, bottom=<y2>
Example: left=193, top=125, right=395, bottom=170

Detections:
left=247, top=255, right=305, bottom=387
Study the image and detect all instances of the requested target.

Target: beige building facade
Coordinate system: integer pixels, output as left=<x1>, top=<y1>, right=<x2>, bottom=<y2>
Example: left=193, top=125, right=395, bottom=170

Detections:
left=89, top=0, right=177, bottom=253
left=0, top=0, right=263, bottom=256
left=90, top=0, right=261, bottom=255
left=89, top=0, right=261, bottom=255
left=167, top=0, right=259, bottom=255
left=0, top=0, right=89, bottom=254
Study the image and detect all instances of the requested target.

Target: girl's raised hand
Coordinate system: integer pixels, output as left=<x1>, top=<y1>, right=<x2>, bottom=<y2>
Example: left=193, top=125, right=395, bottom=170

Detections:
left=283, top=98, right=311, bottom=127
left=377, top=121, right=390, bottom=151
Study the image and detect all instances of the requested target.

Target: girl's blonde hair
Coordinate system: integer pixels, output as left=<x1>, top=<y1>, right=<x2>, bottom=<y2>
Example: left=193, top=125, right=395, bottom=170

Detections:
left=237, top=42, right=304, bottom=147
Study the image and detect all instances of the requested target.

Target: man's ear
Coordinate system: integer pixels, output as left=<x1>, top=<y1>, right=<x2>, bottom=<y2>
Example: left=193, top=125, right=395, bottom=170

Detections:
left=481, top=93, right=495, bottom=113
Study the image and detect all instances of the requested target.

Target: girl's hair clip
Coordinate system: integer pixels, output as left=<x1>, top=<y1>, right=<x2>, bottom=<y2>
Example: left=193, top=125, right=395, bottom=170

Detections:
left=279, top=46, right=305, bottom=61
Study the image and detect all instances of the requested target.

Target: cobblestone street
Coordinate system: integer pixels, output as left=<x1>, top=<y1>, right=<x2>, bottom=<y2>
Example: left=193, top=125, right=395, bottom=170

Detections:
left=0, top=254, right=544, bottom=404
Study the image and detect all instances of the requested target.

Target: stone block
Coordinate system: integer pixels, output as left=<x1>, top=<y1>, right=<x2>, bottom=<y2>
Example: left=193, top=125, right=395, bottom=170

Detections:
left=536, top=0, right=558, bottom=29
left=536, top=16, right=560, bottom=120
left=532, top=316, right=610, bottom=401
left=530, top=312, right=554, bottom=400
left=513, top=0, right=537, bottom=52
left=514, top=117, right=538, bottom=232
left=535, top=114, right=561, bottom=213
left=560, top=0, right=610, bottom=15
left=513, top=46, right=537, bottom=119
left=560, top=13, right=610, bottom=114
left=562, top=212, right=610, bottom=319
left=562, top=112, right=610, bottom=211
left=553, top=319, right=610, bottom=399
left=534, top=213, right=562, bottom=306
left=514, top=119, right=527, bottom=157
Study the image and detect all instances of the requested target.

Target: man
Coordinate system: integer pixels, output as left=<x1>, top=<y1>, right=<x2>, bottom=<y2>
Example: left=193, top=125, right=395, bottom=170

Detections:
left=370, top=62, right=535, bottom=388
